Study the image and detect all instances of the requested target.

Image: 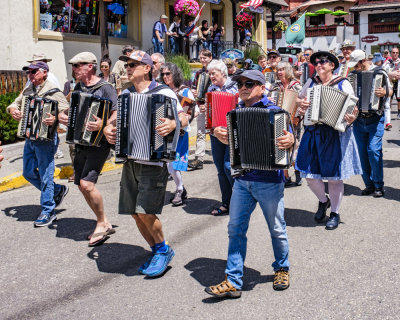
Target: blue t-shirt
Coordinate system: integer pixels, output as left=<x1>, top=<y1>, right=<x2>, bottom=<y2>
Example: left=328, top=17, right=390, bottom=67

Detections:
left=153, top=21, right=167, bottom=39
left=236, top=95, right=289, bottom=184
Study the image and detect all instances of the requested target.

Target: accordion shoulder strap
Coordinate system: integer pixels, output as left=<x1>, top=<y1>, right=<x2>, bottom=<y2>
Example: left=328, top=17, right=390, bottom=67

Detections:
left=127, top=83, right=170, bottom=94
left=41, top=88, right=62, bottom=98
left=312, top=75, right=348, bottom=88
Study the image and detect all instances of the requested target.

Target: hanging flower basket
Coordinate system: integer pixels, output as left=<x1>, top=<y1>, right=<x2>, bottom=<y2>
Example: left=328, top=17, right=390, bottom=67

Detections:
left=235, top=12, right=253, bottom=32
left=174, top=0, right=200, bottom=17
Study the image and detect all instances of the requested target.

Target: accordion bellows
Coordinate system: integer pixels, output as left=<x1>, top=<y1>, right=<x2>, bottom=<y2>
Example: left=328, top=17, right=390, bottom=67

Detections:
left=66, top=92, right=111, bottom=146
left=227, top=108, right=291, bottom=171
left=18, top=96, right=58, bottom=141
left=206, top=91, right=238, bottom=129
left=115, top=93, right=180, bottom=161
left=348, top=71, right=383, bottom=113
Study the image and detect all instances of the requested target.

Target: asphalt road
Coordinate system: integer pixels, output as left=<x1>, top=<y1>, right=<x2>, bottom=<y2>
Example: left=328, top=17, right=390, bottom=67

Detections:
left=0, top=109, right=399, bottom=320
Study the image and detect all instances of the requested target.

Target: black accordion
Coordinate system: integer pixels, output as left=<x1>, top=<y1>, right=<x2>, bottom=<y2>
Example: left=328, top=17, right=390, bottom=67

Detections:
left=348, top=70, right=384, bottom=113
left=227, top=108, right=291, bottom=171
left=115, top=93, right=180, bottom=161
left=17, top=96, right=58, bottom=141
left=196, top=72, right=211, bottom=103
left=300, top=62, right=309, bottom=86
left=66, top=92, right=111, bottom=146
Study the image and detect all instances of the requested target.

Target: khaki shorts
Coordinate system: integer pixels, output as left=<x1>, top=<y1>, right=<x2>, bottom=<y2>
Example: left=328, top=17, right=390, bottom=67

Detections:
left=119, top=161, right=169, bottom=215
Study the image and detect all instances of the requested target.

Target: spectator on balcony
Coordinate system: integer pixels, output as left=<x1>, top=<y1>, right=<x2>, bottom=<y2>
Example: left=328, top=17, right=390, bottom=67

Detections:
left=168, top=16, right=184, bottom=55
left=152, top=15, right=172, bottom=55
left=211, top=23, right=224, bottom=58
left=198, top=20, right=213, bottom=52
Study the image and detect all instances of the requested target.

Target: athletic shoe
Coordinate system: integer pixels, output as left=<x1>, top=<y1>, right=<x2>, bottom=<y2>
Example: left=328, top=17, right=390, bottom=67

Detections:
left=188, top=159, right=203, bottom=170
left=54, top=148, right=64, bottom=159
left=142, top=247, right=175, bottom=277
left=138, top=254, right=155, bottom=274
left=54, top=185, right=69, bottom=208
left=385, top=123, right=392, bottom=130
left=34, top=212, right=57, bottom=227
left=205, top=275, right=242, bottom=298
left=273, top=268, right=290, bottom=291
left=171, top=187, right=187, bottom=206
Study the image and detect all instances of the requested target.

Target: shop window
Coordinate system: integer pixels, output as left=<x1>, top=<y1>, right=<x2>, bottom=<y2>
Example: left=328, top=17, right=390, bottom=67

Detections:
left=39, top=0, right=128, bottom=38
left=309, top=15, right=325, bottom=26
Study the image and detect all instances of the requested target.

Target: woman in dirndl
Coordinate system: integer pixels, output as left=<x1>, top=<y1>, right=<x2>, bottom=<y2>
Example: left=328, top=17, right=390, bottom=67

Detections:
left=161, top=62, right=198, bottom=206
left=296, top=51, right=362, bottom=230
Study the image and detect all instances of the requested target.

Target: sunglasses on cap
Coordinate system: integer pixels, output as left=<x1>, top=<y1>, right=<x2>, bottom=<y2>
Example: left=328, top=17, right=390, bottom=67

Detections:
left=313, top=58, right=330, bottom=66
left=124, top=62, right=143, bottom=68
left=237, top=80, right=261, bottom=89
left=72, top=62, right=89, bottom=68
left=26, top=69, right=39, bottom=75
left=161, top=72, right=171, bottom=77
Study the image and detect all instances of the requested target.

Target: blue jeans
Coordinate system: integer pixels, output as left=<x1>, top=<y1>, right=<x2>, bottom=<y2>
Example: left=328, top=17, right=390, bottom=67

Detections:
left=203, top=40, right=212, bottom=51
left=353, top=115, right=384, bottom=189
left=23, top=135, right=62, bottom=215
left=152, top=37, right=164, bottom=54
left=210, top=135, right=234, bottom=207
left=225, top=179, right=289, bottom=290
left=169, top=37, right=179, bottom=54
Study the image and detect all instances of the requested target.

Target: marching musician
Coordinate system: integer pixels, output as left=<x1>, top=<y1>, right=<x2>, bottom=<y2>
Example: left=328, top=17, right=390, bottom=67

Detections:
left=204, top=60, right=238, bottom=216
left=334, top=40, right=355, bottom=77
left=206, top=70, right=294, bottom=298
left=348, top=50, right=392, bottom=198
left=59, top=52, right=118, bottom=246
left=188, top=49, right=213, bottom=171
left=387, top=47, right=400, bottom=121
left=264, top=50, right=281, bottom=74
left=103, top=50, right=188, bottom=278
left=7, top=61, right=69, bottom=227
left=273, top=61, right=303, bottom=187
left=296, top=51, right=361, bottom=230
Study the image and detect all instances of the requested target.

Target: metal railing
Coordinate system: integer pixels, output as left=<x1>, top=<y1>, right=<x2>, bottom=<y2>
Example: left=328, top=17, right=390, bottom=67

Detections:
left=0, top=71, right=27, bottom=95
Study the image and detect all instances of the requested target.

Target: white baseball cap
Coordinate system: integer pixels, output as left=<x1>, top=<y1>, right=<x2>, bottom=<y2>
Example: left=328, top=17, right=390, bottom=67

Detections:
left=347, top=50, right=366, bottom=68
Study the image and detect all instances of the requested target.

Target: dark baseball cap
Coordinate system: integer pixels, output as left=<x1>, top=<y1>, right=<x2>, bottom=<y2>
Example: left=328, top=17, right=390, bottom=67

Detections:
left=22, top=61, right=49, bottom=71
left=232, top=70, right=266, bottom=85
left=119, top=50, right=153, bottom=66
left=267, top=49, right=280, bottom=57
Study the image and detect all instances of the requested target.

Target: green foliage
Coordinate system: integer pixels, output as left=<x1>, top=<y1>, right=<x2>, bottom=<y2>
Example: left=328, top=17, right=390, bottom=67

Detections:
left=0, top=93, right=20, bottom=144
left=165, top=54, right=192, bottom=80
left=244, top=46, right=263, bottom=64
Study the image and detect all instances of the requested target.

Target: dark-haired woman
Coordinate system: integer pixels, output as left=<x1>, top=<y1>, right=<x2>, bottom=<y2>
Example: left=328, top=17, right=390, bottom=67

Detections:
left=296, top=51, right=361, bottom=230
left=99, top=57, right=122, bottom=95
left=161, top=62, right=198, bottom=206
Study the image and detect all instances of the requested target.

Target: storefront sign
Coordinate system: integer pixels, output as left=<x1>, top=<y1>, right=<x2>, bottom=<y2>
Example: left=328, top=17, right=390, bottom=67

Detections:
left=361, top=35, right=379, bottom=43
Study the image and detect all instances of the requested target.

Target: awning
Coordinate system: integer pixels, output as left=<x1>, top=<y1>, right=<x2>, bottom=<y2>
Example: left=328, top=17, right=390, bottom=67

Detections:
left=350, top=2, right=400, bottom=12
left=240, top=0, right=288, bottom=9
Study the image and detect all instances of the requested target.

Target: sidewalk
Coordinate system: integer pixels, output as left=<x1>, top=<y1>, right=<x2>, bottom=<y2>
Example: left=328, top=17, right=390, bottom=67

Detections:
left=0, top=117, right=207, bottom=193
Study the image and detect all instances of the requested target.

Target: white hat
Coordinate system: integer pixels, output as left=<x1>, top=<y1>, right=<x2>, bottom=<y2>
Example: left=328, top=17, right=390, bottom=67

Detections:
left=27, top=53, right=52, bottom=63
left=347, top=50, right=366, bottom=68
left=68, top=52, right=97, bottom=65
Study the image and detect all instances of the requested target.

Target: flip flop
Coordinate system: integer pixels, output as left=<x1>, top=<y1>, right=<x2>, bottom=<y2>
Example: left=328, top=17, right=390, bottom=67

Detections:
left=211, top=207, right=229, bottom=216
left=88, top=228, right=115, bottom=246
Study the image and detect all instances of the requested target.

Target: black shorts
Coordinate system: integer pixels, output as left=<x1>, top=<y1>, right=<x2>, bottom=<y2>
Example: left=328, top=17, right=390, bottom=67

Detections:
left=392, top=81, right=400, bottom=101
left=73, top=144, right=110, bottom=185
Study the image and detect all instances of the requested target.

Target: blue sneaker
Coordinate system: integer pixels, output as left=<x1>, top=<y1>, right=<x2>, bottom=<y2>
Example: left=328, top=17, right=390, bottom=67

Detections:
left=138, top=254, right=154, bottom=275
left=34, top=212, right=57, bottom=227
left=142, top=247, right=175, bottom=277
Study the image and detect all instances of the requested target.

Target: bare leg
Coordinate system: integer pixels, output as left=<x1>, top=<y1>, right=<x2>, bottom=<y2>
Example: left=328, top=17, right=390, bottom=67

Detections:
left=131, top=213, right=165, bottom=246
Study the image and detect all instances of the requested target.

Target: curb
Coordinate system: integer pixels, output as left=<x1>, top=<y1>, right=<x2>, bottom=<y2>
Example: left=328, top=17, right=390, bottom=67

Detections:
left=0, top=135, right=210, bottom=193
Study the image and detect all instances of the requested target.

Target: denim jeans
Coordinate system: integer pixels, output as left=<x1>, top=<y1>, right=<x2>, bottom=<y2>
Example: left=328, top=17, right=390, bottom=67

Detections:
left=225, top=179, right=289, bottom=290
left=169, top=37, right=179, bottom=54
left=202, top=40, right=212, bottom=51
left=353, top=115, right=384, bottom=189
left=152, top=37, right=164, bottom=54
left=210, top=135, right=234, bottom=207
left=23, top=135, right=62, bottom=215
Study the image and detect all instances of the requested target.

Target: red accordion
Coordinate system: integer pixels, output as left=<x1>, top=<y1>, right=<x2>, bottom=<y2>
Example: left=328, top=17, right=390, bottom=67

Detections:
left=205, top=91, right=238, bottom=130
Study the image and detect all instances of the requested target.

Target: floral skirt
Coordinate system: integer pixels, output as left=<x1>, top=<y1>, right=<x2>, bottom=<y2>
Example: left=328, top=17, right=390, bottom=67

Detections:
left=172, top=131, right=189, bottom=171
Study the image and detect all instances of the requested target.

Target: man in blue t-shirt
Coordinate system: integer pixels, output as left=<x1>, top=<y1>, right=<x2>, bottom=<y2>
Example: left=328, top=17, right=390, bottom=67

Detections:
left=204, top=70, right=294, bottom=299
left=152, top=15, right=172, bottom=55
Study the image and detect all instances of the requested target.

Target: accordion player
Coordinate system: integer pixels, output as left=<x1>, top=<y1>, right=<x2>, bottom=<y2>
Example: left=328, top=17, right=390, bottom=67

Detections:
left=177, top=93, right=196, bottom=123
left=304, top=85, right=358, bottom=132
left=300, top=62, right=310, bottom=86
left=17, top=95, right=59, bottom=141
left=115, top=93, right=180, bottom=161
left=348, top=70, right=385, bottom=113
left=264, top=72, right=276, bottom=86
left=227, top=108, right=292, bottom=171
left=196, top=72, right=211, bottom=103
left=269, top=88, right=298, bottom=124
left=66, top=91, right=111, bottom=147
left=205, top=91, right=238, bottom=130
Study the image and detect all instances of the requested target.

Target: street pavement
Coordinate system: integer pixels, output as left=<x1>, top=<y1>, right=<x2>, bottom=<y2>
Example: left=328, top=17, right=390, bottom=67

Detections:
left=0, top=108, right=399, bottom=320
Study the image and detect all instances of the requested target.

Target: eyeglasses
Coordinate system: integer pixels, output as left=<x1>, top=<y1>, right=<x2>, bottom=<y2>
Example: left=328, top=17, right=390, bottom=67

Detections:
left=237, top=80, right=260, bottom=89
left=313, top=58, right=330, bottom=66
left=124, top=62, right=142, bottom=68
left=304, top=54, right=310, bottom=57
left=161, top=72, right=171, bottom=77
left=26, top=69, right=38, bottom=75
left=72, top=63, right=88, bottom=68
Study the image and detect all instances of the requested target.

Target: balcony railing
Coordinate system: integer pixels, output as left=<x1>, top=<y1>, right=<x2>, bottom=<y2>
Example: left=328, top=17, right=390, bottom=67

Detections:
left=305, top=25, right=337, bottom=37
left=368, top=21, right=400, bottom=34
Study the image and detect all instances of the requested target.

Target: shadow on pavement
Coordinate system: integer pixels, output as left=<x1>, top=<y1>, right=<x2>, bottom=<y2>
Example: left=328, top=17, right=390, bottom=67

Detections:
left=181, top=197, right=221, bottom=215
left=386, top=139, right=400, bottom=147
left=2, top=205, right=65, bottom=222
left=284, top=208, right=321, bottom=228
left=49, top=217, right=100, bottom=242
left=185, top=257, right=274, bottom=303
left=383, top=159, right=400, bottom=168
left=87, top=243, right=148, bottom=276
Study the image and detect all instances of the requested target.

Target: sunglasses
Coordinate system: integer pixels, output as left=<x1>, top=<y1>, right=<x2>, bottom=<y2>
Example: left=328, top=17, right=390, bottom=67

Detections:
left=72, top=63, right=88, bottom=68
left=269, top=55, right=278, bottom=59
left=392, top=52, right=399, bottom=54
left=124, top=62, right=142, bottom=68
left=237, top=80, right=260, bottom=89
left=313, top=58, right=330, bottom=66
left=304, top=54, right=310, bottom=57
left=153, top=61, right=159, bottom=64
left=226, top=64, right=234, bottom=68
left=26, top=69, right=39, bottom=75
left=161, top=72, right=171, bottom=77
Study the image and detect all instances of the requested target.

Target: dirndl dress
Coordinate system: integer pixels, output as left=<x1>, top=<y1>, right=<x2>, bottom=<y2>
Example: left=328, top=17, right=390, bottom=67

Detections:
left=171, top=131, right=189, bottom=171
